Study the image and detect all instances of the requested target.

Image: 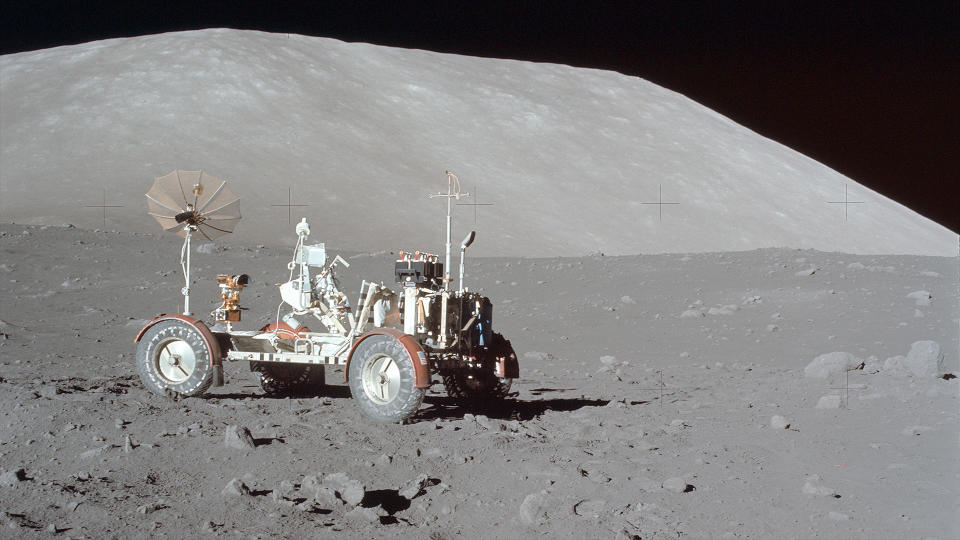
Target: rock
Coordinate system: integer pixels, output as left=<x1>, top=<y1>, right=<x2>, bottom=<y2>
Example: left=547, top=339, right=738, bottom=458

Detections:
left=519, top=491, right=551, bottom=525
left=680, top=309, right=704, bottom=318
left=633, top=476, right=659, bottom=492
left=79, top=445, right=112, bottom=459
left=322, top=473, right=364, bottom=506
left=0, top=468, right=27, bottom=486
left=224, top=425, right=256, bottom=450
left=221, top=478, right=250, bottom=497
left=906, top=290, right=932, bottom=306
left=474, top=415, right=500, bottom=431
left=881, top=355, right=910, bottom=377
left=300, top=474, right=322, bottom=496
left=802, top=478, right=837, bottom=497
left=573, top=499, right=606, bottom=517
left=662, top=477, right=694, bottom=493
left=707, top=305, right=737, bottom=315
left=312, top=486, right=341, bottom=508
left=599, top=355, right=618, bottom=366
left=273, top=480, right=295, bottom=499
left=903, top=340, right=944, bottom=377
left=815, top=395, right=842, bottom=409
left=770, top=415, right=790, bottom=429
left=399, top=473, right=431, bottom=499
left=804, top=352, right=860, bottom=378
left=136, top=500, right=166, bottom=514
left=344, top=505, right=384, bottom=523
left=620, top=295, right=637, bottom=304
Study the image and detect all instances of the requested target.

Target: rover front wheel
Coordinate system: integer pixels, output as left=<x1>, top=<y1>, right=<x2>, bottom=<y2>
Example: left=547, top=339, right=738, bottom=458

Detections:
left=348, top=334, right=425, bottom=423
left=136, top=320, right=214, bottom=398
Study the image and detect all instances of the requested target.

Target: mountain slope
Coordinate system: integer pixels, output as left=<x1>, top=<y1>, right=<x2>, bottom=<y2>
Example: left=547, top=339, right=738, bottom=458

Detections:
left=1, top=29, right=955, bottom=256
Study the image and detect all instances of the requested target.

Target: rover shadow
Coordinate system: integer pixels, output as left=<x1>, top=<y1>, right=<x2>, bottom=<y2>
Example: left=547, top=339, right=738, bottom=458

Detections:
left=205, top=384, right=352, bottom=401
left=413, top=395, right=610, bottom=422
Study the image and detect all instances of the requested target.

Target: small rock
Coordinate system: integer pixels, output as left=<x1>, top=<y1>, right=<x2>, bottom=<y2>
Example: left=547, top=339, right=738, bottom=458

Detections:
left=620, top=295, right=637, bottom=305
left=137, top=500, right=166, bottom=514
left=0, top=468, right=27, bottom=486
left=599, top=355, right=618, bottom=366
left=519, top=491, right=551, bottom=525
left=662, top=477, right=694, bottom=493
left=224, top=425, right=256, bottom=450
left=573, top=499, right=606, bottom=517
left=221, top=478, right=250, bottom=497
left=79, top=445, right=112, bottom=459
left=770, top=415, right=790, bottom=429
left=804, top=352, right=860, bottom=378
left=906, top=290, right=932, bottom=306
left=300, top=474, right=322, bottom=496
left=322, top=472, right=364, bottom=506
left=881, top=355, right=910, bottom=377
left=815, top=395, right=842, bottom=409
left=474, top=415, right=500, bottom=431
left=680, top=309, right=704, bottom=318
left=344, top=505, right=384, bottom=523
left=312, top=486, right=341, bottom=508
left=802, top=479, right=837, bottom=497
left=273, top=480, right=295, bottom=500
left=399, top=474, right=431, bottom=499
left=903, top=340, right=944, bottom=377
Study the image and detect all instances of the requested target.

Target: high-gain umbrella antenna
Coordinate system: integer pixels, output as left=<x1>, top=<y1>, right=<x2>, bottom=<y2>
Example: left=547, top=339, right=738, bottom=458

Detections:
left=145, top=170, right=241, bottom=315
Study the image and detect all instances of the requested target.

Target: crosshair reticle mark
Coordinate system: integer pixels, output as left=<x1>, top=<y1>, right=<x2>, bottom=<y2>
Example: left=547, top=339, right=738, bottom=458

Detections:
left=640, top=184, right=680, bottom=221
left=271, top=186, right=310, bottom=224
left=456, top=184, right=494, bottom=224
left=85, top=188, right=124, bottom=228
left=826, top=184, right=865, bottom=222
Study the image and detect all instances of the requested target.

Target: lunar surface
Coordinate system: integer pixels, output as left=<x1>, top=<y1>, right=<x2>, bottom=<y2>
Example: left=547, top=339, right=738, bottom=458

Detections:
left=0, top=223, right=956, bottom=538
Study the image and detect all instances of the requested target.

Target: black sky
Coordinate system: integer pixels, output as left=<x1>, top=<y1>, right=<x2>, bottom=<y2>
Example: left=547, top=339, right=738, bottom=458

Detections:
left=2, top=1, right=957, bottom=234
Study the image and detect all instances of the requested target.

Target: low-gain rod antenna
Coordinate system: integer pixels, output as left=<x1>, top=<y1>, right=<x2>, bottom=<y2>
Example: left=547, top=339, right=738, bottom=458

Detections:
left=429, top=170, right=469, bottom=292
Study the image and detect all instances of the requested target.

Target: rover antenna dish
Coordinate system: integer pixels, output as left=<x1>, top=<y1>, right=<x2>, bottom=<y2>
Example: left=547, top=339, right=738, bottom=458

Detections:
left=145, top=170, right=241, bottom=315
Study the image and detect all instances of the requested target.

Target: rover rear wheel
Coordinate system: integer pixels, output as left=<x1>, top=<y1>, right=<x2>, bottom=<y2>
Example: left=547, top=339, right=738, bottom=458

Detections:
left=442, top=370, right=512, bottom=405
left=256, top=364, right=325, bottom=396
left=136, top=320, right=214, bottom=398
left=348, top=334, right=425, bottom=423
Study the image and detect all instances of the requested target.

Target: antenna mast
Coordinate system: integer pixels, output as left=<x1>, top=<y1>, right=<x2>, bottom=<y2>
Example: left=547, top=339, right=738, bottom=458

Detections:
left=429, top=171, right=469, bottom=292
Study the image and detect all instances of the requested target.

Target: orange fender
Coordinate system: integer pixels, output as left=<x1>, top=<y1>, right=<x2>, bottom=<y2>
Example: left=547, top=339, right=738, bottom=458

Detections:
left=345, top=328, right=431, bottom=389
